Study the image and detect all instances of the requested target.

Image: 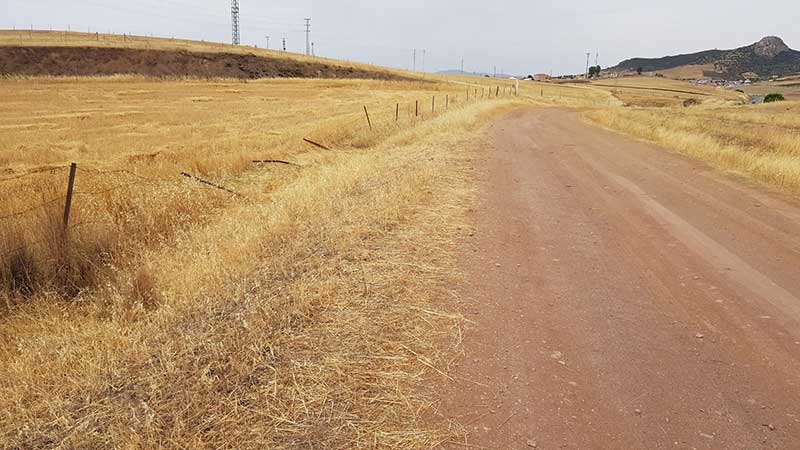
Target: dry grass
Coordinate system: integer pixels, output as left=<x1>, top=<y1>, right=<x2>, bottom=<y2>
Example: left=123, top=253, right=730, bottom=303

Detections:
left=0, top=76, right=479, bottom=300
left=655, top=64, right=716, bottom=80
left=739, top=80, right=800, bottom=101
left=587, top=76, right=745, bottom=107
left=550, top=76, right=800, bottom=195
left=0, top=64, right=523, bottom=447
left=584, top=100, right=800, bottom=192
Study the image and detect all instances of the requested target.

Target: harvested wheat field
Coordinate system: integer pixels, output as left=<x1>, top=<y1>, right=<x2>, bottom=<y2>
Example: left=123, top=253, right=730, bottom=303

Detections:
left=0, top=53, right=524, bottom=447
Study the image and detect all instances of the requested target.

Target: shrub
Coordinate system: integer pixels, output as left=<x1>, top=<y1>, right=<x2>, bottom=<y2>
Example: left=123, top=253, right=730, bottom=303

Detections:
left=764, top=93, right=785, bottom=103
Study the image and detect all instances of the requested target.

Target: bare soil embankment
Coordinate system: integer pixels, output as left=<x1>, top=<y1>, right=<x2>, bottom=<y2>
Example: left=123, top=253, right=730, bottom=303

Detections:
left=0, top=46, right=409, bottom=80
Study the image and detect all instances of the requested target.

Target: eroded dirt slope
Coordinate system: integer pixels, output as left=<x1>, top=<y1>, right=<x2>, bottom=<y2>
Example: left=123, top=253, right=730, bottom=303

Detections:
left=0, top=46, right=408, bottom=80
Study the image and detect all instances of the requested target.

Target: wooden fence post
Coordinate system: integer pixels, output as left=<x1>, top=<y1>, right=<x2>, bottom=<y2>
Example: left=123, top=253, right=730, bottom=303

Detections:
left=396, top=103, right=399, bottom=122
left=432, top=96, right=435, bottom=113
left=446, top=94, right=449, bottom=110
left=496, top=86, right=500, bottom=97
left=363, top=105, right=372, bottom=130
left=415, top=100, right=419, bottom=117
left=62, top=162, right=77, bottom=231
left=467, top=88, right=470, bottom=101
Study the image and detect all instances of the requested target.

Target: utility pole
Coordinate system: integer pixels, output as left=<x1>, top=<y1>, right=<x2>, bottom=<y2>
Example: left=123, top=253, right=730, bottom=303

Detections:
left=412, top=49, right=416, bottom=71
left=304, top=18, right=311, bottom=56
left=461, top=58, right=464, bottom=74
left=265, top=35, right=270, bottom=49
left=230, top=0, right=240, bottom=45
left=595, top=52, right=599, bottom=66
left=422, top=49, right=426, bottom=72
left=282, top=37, right=286, bottom=52
left=311, top=42, right=315, bottom=57
left=585, top=52, right=591, bottom=79
left=493, top=66, right=497, bottom=77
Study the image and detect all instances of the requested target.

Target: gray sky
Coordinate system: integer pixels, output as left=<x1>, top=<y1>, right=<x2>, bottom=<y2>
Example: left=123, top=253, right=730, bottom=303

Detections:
left=3, top=0, right=799, bottom=75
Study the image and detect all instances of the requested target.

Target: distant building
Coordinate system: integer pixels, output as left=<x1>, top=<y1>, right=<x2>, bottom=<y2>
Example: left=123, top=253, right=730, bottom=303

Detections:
left=533, top=73, right=551, bottom=81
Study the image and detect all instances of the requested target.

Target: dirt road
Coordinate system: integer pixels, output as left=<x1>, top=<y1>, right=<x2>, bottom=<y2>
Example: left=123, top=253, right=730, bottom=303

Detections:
left=440, top=109, right=800, bottom=450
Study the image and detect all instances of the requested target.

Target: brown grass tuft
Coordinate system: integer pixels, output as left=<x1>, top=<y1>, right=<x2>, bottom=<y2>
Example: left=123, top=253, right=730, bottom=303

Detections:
left=131, top=266, right=161, bottom=311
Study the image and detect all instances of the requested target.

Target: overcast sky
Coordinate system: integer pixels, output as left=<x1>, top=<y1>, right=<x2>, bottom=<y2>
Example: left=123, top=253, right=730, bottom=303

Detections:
left=3, top=0, right=799, bottom=75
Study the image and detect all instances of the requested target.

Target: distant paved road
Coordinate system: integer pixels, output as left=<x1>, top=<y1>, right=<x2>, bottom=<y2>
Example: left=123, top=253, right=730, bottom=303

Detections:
left=441, top=109, right=800, bottom=450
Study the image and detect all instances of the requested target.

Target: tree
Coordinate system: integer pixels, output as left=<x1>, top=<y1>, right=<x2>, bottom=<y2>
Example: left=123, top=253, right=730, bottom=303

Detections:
left=636, top=67, right=643, bottom=75
left=764, top=93, right=785, bottom=103
left=588, top=65, right=602, bottom=78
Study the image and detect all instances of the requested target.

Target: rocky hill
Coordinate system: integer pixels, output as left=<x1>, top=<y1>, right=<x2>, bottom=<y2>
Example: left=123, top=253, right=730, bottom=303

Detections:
left=611, top=36, right=800, bottom=80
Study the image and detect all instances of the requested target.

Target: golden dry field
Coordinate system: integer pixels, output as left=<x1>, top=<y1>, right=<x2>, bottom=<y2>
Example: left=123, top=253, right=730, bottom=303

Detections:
left=0, top=76, right=481, bottom=294
left=582, top=77, right=800, bottom=194
left=0, top=46, right=525, bottom=447
left=739, top=79, right=800, bottom=100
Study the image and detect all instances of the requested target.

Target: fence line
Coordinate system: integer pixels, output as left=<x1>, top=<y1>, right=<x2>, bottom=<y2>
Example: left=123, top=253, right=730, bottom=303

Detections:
left=0, top=196, right=65, bottom=222
left=0, top=165, right=70, bottom=184
left=1, top=87, right=507, bottom=228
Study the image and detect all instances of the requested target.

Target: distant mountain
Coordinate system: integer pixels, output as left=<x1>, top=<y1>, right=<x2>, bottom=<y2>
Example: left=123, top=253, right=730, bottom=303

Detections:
left=610, top=36, right=800, bottom=80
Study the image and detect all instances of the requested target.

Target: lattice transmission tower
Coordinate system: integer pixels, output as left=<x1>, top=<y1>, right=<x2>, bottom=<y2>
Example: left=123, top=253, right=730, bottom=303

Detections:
left=231, top=0, right=240, bottom=45
left=304, top=18, right=311, bottom=56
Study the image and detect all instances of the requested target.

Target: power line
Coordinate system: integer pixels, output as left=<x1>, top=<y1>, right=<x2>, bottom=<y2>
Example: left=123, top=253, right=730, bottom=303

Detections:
left=231, top=0, right=240, bottom=45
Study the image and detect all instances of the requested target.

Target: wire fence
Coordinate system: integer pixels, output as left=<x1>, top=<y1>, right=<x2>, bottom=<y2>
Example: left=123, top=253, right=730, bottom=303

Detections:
left=0, top=86, right=515, bottom=262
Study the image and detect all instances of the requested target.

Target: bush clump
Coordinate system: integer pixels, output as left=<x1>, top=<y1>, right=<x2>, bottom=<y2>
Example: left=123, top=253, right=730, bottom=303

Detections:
left=764, top=93, right=785, bottom=103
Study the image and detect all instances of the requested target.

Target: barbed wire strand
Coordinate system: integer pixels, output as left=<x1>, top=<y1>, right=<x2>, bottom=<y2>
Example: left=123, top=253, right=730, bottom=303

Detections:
left=0, top=196, right=65, bottom=222
left=0, top=165, right=70, bottom=184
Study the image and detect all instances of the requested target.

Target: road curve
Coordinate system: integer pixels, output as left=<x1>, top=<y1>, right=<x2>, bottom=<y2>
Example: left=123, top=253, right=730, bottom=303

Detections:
left=440, top=109, right=800, bottom=450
